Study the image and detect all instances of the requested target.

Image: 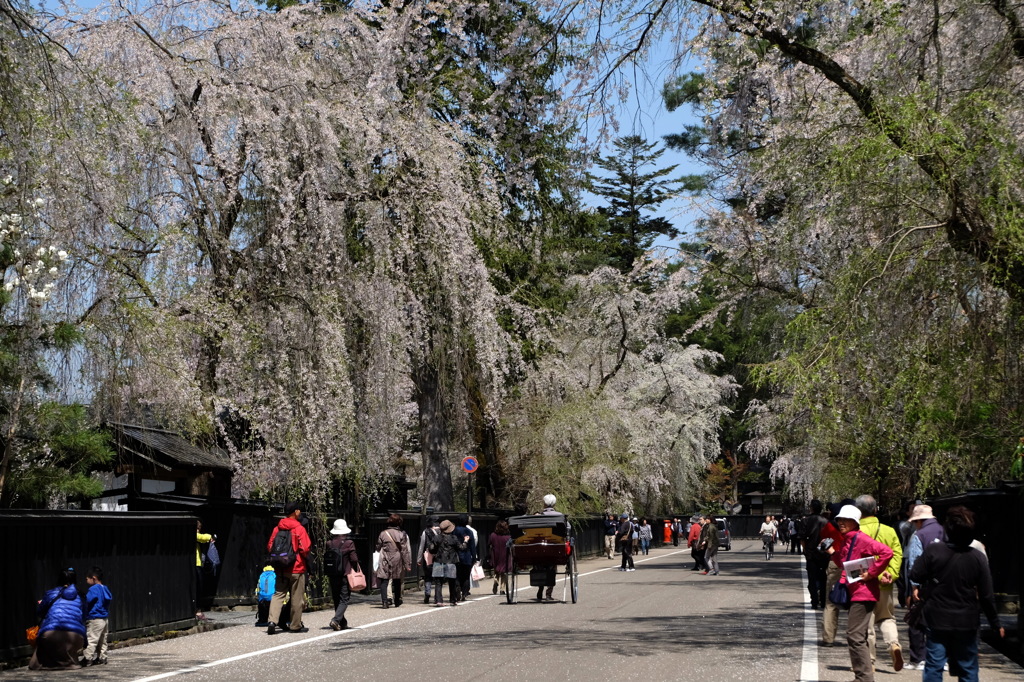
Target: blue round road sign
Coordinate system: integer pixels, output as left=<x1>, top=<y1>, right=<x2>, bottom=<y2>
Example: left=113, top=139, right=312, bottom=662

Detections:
left=461, top=456, right=479, bottom=473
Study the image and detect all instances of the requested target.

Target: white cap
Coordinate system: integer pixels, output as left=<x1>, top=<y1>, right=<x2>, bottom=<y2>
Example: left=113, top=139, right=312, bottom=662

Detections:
left=330, top=519, right=352, bottom=535
left=835, top=505, right=862, bottom=523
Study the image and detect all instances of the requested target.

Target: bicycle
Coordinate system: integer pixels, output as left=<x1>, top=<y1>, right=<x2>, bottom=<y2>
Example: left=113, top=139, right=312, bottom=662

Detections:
left=762, top=535, right=775, bottom=560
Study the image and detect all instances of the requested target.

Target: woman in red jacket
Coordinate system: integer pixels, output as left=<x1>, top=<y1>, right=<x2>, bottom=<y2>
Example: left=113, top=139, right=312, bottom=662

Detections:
left=826, top=504, right=894, bottom=682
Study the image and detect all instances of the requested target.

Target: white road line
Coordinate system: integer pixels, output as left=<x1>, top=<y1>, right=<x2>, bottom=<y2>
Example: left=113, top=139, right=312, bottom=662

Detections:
left=133, top=547, right=696, bottom=682
left=798, top=555, right=819, bottom=682
left=131, top=608, right=441, bottom=682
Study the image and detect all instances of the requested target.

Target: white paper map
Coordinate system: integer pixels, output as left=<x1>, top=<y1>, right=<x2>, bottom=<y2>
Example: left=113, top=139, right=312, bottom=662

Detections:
left=843, top=556, right=874, bottom=583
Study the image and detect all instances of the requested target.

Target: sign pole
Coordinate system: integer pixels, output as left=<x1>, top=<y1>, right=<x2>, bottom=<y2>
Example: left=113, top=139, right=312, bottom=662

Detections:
left=460, top=456, right=479, bottom=514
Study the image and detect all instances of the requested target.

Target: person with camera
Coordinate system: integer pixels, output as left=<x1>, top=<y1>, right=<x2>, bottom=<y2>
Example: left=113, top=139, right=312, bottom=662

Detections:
left=823, top=504, right=894, bottom=682
left=801, top=500, right=830, bottom=609
left=820, top=500, right=851, bottom=646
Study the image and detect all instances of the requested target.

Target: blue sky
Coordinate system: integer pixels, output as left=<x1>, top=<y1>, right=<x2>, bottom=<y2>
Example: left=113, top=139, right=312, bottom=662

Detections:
left=583, top=39, right=708, bottom=249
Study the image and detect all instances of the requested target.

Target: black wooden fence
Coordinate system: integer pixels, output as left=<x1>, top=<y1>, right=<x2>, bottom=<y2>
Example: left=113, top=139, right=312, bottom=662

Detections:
left=7, top=505, right=881, bottom=665
left=1, top=510, right=197, bottom=662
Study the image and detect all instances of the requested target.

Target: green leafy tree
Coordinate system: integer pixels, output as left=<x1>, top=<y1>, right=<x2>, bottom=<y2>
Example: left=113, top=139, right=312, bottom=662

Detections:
left=576, top=0, right=1024, bottom=510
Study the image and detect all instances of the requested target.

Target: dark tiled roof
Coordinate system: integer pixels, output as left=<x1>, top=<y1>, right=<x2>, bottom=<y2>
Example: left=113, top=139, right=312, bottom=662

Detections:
left=111, top=422, right=231, bottom=471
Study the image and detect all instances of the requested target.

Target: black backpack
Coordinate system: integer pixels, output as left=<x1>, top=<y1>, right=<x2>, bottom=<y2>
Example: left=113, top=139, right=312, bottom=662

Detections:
left=423, top=527, right=438, bottom=551
left=324, top=542, right=344, bottom=575
left=269, top=529, right=296, bottom=570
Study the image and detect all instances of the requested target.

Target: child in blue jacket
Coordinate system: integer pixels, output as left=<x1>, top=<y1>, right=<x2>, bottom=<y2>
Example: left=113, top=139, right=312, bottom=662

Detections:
left=82, top=566, right=113, bottom=666
left=255, top=565, right=275, bottom=626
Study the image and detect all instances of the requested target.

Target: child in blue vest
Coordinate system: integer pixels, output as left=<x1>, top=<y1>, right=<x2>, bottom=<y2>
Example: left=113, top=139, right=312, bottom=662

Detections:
left=82, top=566, right=113, bottom=666
left=255, top=565, right=275, bottom=626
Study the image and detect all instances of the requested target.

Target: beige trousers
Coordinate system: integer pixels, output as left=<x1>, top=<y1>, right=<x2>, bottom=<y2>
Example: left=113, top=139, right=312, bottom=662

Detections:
left=269, top=571, right=306, bottom=630
left=822, top=561, right=842, bottom=643
left=867, top=584, right=899, bottom=662
left=83, top=618, right=108, bottom=662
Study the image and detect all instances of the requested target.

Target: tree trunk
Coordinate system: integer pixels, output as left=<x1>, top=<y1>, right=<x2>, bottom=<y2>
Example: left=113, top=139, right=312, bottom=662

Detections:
left=0, top=376, right=27, bottom=507
left=415, top=364, right=453, bottom=510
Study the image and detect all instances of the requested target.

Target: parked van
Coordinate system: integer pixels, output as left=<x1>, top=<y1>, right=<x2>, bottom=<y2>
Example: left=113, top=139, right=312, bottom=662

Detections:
left=718, top=518, right=732, bottom=551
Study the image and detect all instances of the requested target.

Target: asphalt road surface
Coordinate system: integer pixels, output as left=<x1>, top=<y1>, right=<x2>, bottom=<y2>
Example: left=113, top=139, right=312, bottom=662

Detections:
left=6, top=541, right=1020, bottom=681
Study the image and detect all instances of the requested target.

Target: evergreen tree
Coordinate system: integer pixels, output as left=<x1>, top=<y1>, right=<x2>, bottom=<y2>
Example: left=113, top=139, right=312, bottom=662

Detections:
left=589, top=136, right=683, bottom=272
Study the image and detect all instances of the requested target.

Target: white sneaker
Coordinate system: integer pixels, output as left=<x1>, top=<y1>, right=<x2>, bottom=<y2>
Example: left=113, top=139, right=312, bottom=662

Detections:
left=626, top=568, right=636, bottom=572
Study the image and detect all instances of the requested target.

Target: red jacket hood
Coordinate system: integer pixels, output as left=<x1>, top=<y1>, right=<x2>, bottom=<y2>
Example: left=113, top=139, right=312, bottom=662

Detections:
left=278, top=517, right=305, bottom=532
left=268, top=517, right=312, bottom=573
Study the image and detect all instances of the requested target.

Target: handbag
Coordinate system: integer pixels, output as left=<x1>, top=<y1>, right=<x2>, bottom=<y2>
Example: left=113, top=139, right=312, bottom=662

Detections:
left=828, top=580, right=850, bottom=608
left=828, top=534, right=858, bottom=609
left=471, top=562, right=485, bottom=581
left=904, top=599, right=924, bottom=628
left=346, top=568, right=367, bottom=591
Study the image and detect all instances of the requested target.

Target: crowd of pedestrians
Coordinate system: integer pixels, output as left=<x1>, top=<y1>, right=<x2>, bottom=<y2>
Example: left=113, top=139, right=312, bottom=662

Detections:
left=798, top=495, right=1003, bottom=682
left=27, top=493, right=1007, bottom=681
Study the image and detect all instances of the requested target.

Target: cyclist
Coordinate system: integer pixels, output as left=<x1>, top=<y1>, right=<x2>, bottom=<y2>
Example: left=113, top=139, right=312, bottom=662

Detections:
left=759, top=515, right=778, bottom=559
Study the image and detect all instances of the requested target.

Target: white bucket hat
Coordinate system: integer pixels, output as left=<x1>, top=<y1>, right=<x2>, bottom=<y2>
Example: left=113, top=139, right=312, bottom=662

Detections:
left=835, top=505, right=862, bottom=523
left=330, top=519, right=352, bottom=535
left=908, top=504, right=935, bottom=522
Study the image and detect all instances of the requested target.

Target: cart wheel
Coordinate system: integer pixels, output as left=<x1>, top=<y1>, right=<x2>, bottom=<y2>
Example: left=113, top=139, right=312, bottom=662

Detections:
left=569, top=546, right=579, bottom=604
left=507, top=566, right=517, bottom=604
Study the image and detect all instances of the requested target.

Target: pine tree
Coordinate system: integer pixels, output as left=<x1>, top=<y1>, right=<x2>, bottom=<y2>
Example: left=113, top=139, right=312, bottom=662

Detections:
left=589, top=136, right=682, bottom=272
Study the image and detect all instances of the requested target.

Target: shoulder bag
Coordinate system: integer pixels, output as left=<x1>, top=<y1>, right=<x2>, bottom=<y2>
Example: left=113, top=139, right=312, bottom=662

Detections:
left=828, top=534, right=858, bottom=609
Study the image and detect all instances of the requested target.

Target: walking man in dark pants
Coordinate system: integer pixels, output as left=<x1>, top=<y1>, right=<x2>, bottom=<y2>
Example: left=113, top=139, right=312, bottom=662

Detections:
left=688, top=516, right=706, bottom=571
left=616, top=513, right=635, bottom=571
left=604, top=514, right=619, bottom=559
left=800, top=500, right=829, bottom=608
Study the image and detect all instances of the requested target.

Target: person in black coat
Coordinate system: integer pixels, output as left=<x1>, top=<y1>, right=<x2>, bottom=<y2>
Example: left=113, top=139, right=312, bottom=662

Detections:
left=453, top=514, right=477, bottom=601
left=909, top=505, right=1004, bottom=680
left=429, top=520, right=467, bottom=607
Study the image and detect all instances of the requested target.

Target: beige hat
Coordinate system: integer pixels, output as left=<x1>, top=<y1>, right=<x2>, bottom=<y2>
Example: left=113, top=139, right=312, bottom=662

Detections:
left=440, top=520, right=455, bottom=533
left=908, top=505, right=935, bottom=522
left=330, top=519, right=352, bottom=535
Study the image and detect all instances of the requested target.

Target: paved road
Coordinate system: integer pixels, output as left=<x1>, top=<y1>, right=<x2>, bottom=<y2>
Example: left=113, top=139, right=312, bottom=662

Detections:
left=6, top=541, right=1019, bottom=681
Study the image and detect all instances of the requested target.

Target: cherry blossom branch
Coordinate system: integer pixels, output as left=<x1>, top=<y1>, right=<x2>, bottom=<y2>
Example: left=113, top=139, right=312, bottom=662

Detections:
left=690, top=0, right=1024, bottom=301
left=597, top=304, right=629, bottom=392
